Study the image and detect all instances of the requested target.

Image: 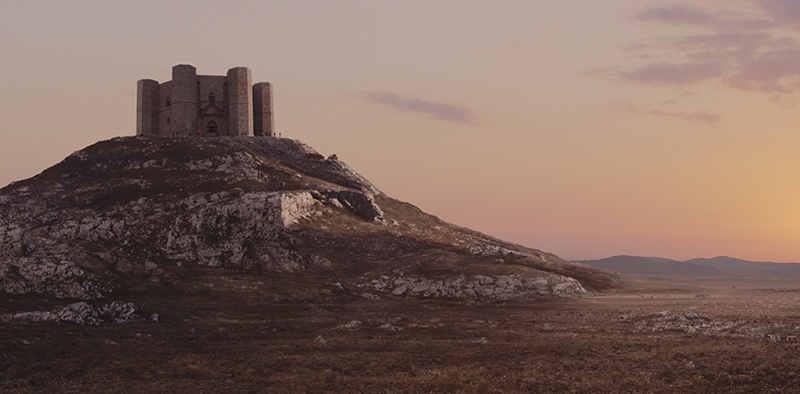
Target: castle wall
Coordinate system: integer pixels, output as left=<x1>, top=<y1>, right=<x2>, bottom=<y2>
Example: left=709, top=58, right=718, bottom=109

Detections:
left=253, top=82, right=274, bottom=137
left=136, top=79, right=159, bottom=136
left=226, top=67, right=253, bottom=136
left=157, top=81, right=174, bottom=137
left=197, top=75, right=227, bottom=136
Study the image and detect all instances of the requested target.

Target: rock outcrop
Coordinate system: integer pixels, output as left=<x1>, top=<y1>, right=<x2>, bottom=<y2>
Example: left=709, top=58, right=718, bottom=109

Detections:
left=2, top=301, right=143, bottom=326
left=361, top=273, right=586, bottom=299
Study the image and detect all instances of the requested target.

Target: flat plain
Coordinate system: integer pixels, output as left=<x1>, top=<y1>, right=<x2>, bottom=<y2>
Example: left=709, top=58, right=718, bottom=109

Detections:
left=3, top=270, right=800, bottom=393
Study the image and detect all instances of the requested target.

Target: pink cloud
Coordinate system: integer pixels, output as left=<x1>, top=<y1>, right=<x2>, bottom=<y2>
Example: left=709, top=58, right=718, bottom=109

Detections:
left=635, top=5, right=717, bottom=26
left=591, top=3, right=800, bottom=94
left=636, top=5, right=773, bottom=31
left=729, top=47, right=800, bottom=92
left=649, top=109, right=721, bottom=125
left=755, top=0, right=800, bottom=28
left=612, top=104, right=720, bottom=125
left=363, top=91, right=473, bottom=124
left=618, top=62, right=724, bottom=86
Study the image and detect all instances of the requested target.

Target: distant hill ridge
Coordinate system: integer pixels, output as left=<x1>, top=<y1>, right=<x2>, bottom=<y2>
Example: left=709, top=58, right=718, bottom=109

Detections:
left=575, top=255, right=800, bottom=277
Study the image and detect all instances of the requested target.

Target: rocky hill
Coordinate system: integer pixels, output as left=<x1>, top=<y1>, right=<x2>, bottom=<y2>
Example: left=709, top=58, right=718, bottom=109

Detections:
left=0, top=136, right=622, bottom=311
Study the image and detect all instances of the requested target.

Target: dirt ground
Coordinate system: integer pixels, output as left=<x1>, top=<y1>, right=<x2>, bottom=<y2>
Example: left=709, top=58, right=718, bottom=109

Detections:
left=3, top=272, right=800, bottom=393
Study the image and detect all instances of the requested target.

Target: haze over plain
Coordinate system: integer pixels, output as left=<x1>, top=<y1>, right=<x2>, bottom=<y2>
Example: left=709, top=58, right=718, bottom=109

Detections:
left=2, top=0, right=800, bottom=262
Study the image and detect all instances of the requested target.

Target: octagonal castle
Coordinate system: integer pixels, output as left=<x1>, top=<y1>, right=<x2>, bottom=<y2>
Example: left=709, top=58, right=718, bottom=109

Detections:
left=137, top=65, right=273, bottom=137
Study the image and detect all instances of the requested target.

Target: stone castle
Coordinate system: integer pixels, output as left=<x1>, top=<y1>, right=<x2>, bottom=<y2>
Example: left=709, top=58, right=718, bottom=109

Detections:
left=136, top=65, right=273, bottom=137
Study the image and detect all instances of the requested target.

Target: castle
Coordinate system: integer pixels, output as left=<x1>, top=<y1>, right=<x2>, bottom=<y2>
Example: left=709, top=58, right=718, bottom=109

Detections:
left=136, top=65, right=273, bottom=137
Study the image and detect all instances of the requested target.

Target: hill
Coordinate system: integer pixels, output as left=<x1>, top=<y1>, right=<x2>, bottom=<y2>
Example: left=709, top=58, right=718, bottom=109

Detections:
left=0, top=136, right=623, bottom=309
left=687, top=256, right=800, bottom=276
left=577, top=255, right=800, bottom=277
left=574, top=255, right=722, bottom=277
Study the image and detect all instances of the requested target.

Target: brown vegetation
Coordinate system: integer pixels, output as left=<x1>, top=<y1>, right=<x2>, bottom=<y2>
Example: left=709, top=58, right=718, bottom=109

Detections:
left=3, top=272, right=800, bottom=393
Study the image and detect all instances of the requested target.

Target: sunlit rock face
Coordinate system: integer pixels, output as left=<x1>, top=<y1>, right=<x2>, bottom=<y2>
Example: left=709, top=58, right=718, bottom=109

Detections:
left=0, top=136, right=621, bottom=301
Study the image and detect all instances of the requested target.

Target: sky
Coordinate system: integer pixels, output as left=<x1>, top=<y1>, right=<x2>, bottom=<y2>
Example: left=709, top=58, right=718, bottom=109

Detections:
left=3, top=1, right=800, bottom=262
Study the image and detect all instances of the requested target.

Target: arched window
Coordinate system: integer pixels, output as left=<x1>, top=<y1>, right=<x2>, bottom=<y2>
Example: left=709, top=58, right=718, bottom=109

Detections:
left=166, top=97, right=171, bottom=107
left=206, top=121, right=218, bottom=134
left=209, top=92, right=215, bottom=102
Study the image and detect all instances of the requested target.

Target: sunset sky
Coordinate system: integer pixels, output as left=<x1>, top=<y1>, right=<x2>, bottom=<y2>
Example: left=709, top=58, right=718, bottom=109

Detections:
left=3, top=1, right=800, bottom=262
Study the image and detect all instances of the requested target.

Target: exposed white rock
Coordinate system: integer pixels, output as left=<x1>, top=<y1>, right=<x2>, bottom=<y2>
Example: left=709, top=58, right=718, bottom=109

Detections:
left=361, top=273, right=585, bottom=300
left=337, top=320, right=362, bottom=330
left=468, top=244, right=525, bottom=258
left=2, top=301, right=142, bottom=326
left=273, top=192, right=318, bottom=226
left=0, top=259, right=110, bottom=300
left=627, top=310, right=779, bottom=338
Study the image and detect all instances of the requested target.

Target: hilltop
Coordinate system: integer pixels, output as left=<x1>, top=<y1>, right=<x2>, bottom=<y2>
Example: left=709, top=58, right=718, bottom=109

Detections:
left=0, top=136, right=622, bottom=308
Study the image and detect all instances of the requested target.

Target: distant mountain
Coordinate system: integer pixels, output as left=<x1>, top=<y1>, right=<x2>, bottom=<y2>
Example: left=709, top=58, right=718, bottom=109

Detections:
left=576, top=255, right=800, bottom=277
left=688, top=256, right=800, bottom=275
left=574, top=255, right=722, bottom=277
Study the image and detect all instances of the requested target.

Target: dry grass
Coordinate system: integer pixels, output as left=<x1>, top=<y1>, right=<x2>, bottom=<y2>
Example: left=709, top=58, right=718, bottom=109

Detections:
left=3, top=273, right=800, bottom=393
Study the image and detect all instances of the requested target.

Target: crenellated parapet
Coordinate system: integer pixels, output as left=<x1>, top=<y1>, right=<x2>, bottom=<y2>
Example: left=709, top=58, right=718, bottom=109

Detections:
left=136, top=65, right=274, bottom=137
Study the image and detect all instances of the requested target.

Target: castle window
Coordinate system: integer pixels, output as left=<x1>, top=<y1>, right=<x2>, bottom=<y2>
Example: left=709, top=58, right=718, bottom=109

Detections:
left=209, top=92, right=215, bottom=102
left=166, top=97, right=171, bottom=107
left=206, top=121, right=218, bottom=134
left=167, top=117, right=170, bottom=124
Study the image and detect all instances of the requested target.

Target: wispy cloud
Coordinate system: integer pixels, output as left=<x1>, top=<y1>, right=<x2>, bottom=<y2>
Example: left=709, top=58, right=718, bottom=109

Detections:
left=650, top=109, right=721, bottom=125
left=363, top=91, right=473, bottom=124
left=611, top=103, right=721, bottom=126
left=755, top=0, right=800, bottom=28
left=618, top=62, right=725, bottom=86
left=591, top=2, right=800, bottom=94
left=635, top=5, right=773, bottom=31
left=635, top=5, right=716, bottom=26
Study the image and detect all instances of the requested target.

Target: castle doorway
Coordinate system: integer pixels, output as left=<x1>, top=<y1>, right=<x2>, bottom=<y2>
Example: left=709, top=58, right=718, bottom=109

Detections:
left=206, top=121, right=218, bottom=135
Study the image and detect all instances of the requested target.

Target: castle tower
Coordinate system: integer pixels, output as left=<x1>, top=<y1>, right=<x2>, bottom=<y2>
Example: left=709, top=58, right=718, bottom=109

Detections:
left=136, top=65, right=273, bottom=138
left=226, top=67, right=253, bottom=136
left=170, top=65, right=199, bottom=136
left=253, top=82, right=274, bottom=137
left=136, top=79, right=159, bottom=136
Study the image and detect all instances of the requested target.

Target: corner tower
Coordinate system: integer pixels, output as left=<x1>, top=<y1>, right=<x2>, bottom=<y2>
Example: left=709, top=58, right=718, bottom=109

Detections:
left=136, top=79, right=159, bottom=136
left=253, top=82, right=274, bottom=137
left=170, top=65, right=199, bottom=136
left=226, top=67, right=253, bottom=136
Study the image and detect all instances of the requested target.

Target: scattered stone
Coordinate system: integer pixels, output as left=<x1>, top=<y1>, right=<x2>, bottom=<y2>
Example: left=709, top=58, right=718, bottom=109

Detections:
left=379, top=323, right=402, bottom=331
left=338, top=320, right=362, bottom=330
left=2, top=301, right=144, bottom=326
left=360, top=273, right=585, bottom=300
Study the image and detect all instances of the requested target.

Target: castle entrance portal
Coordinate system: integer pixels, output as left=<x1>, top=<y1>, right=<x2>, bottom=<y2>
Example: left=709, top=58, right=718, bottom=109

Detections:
left=206, top=121, right=218, bottom=135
